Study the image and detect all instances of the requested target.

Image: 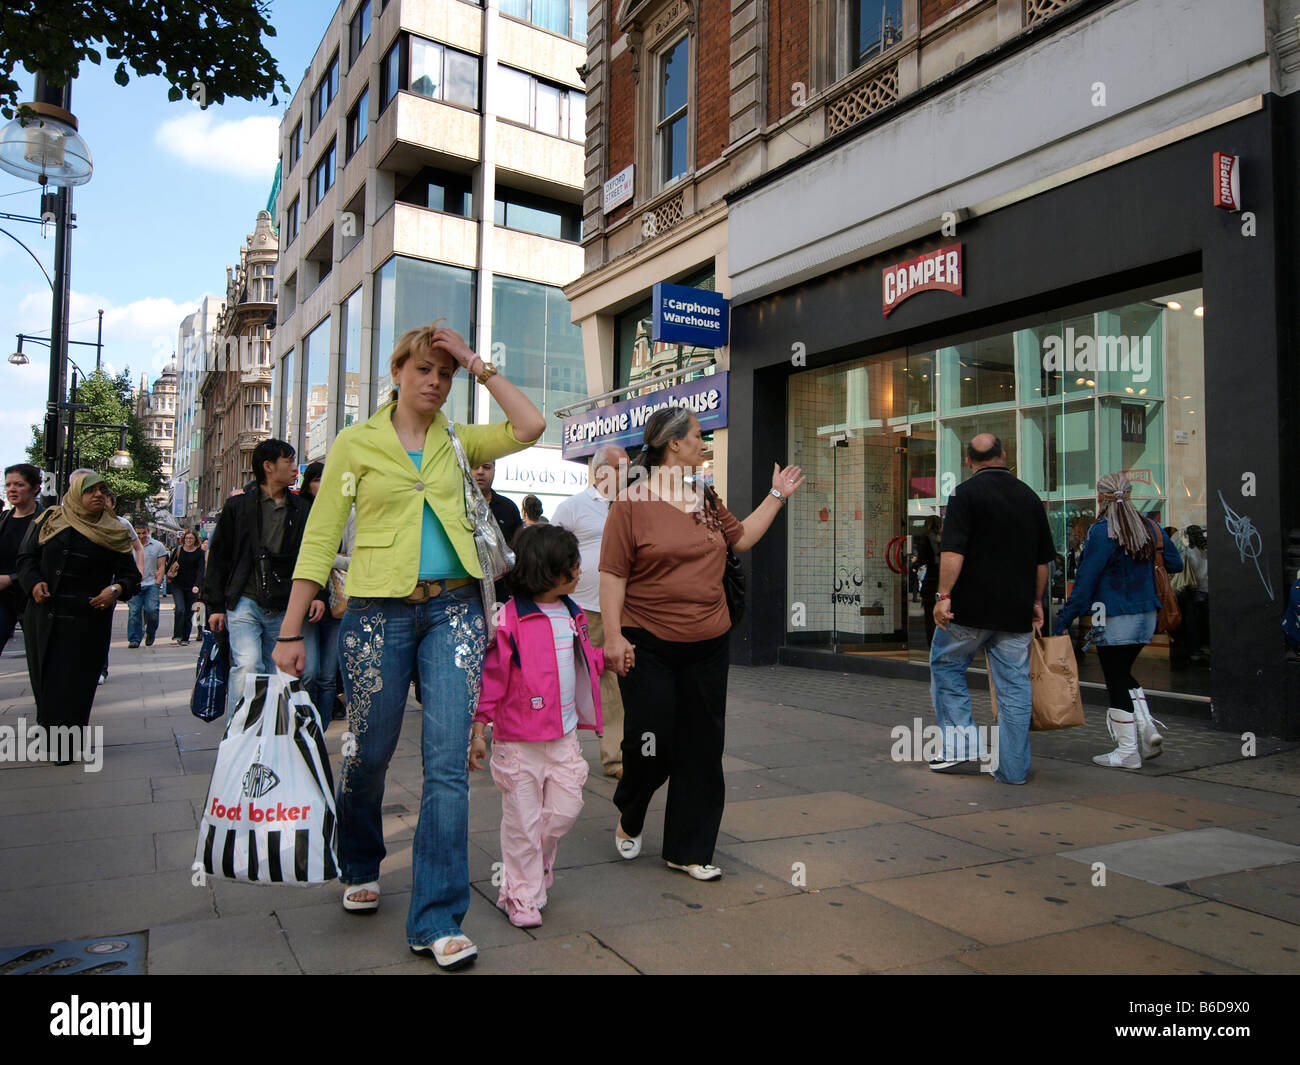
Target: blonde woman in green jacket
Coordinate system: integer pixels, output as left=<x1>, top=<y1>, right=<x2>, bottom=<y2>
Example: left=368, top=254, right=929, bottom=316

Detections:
left=273, top=323, right=543, bottom=970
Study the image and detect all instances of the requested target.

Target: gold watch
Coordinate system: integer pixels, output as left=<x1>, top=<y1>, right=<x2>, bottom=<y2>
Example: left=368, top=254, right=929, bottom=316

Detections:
left=474, top=359, right=499, bottom=385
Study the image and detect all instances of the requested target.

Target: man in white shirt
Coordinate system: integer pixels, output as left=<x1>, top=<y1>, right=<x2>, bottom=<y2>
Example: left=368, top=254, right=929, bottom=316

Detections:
left=553, top=444, right=628, bottom=778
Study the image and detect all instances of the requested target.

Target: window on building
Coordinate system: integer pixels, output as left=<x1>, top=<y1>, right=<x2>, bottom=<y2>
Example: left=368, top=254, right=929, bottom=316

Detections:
left=381, top=37, right=403, bottom=110
left=396, top=167, right=473, bottom=216
left=491, top=276, right=586, bottom=447
left=346, top=87, right=370, bottom=159
left=288, top=121, right=302, bottom=171
left=279, top=347, right=297, bottom=446
left=494, top=186, right=582, bottom=241
left=308, top=140, right=337, bottom=214
left=340, top=286, right=365, bottom=427
left=499, top=0, right=586, bottom=42
left=497, top=65, right=585, bottom=141
left=657, top=36, right=689, bottom=186
left=372, top=256, right=475, bottom=419
left=348, top=0, right=372, bottom=66
left=304, top=315, right=332, bottom=461
left=851, top=0, right=904, bottom=69
left=310, top=53, right=339, bottom=136
left=285, top=197, right=300, bottom=245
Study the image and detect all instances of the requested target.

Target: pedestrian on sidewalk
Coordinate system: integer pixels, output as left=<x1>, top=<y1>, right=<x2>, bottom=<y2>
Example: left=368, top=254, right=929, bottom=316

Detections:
left=302, top=458, right=352, bottom=727
left=90, top=478, right=145, bottom=684
left=16, top=472, right=140, bottom=746
left=928, top=434, right=1056, bottom=784
left=470, top=524, right=605, bottom=928
left=271, top=321, right=545, bottom=970
left=553, top=444, right=629, bottom=779
left=169, top=530, right=205, bottom=645
left=126, top=522, right=169, bottom=648
left=600, top=408, right=804, bottom=881
left=202, top=438, right=325, bottom=717
left=1052, top=473, right=1183, bottom=769
left=0, top=463, right=42, bottom=657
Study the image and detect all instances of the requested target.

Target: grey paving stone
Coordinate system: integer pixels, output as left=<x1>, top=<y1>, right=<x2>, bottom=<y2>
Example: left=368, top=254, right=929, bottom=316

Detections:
left=596, top=887, right=976, bottom=974
left=0, top=798, right=194, bottom=847
left=721, top=791, right=915, bottom=842
left=956, top=923, right=1245, bottom=975
left=1061, top=828, right=1300, bottom=886
left=1122, top=900, right=1300, bottom=974
left=0, top=833, right=159, bottom=890
left=1184, top=862, right=1300, bottom=926
left=148, top=913, right=303, bottom=975
left=922, top=801, right=1180, bottom=857
left=0, top=776, right=152, bottom=816
left=717, top=822, right=1006, bottom=888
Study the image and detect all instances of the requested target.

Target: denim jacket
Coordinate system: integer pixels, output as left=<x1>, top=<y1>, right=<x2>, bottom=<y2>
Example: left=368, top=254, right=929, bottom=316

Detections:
left=1053, top=516, right=1183, bottom=633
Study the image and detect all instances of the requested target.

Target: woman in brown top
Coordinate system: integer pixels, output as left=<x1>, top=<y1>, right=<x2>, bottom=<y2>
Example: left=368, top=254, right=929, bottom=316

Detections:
left=599, top=406, right=804, bottom=880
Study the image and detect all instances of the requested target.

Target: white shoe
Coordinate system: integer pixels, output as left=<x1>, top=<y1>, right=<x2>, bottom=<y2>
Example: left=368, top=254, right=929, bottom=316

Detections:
left=666, top=861, right=722, bottom=881
left=1093, top=710, right=1142, bottom=770
left=1129, top=688, right=1165, bottom=760
left=615, top=824, right=642, bottom=860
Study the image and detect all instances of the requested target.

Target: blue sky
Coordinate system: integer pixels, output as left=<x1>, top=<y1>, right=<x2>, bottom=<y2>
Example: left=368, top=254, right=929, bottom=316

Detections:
left=0, top=0, right=331, bottom=452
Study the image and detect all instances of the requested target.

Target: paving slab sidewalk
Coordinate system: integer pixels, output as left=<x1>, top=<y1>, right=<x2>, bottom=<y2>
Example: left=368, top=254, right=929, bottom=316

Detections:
left=1, top=608, right=1297, bottom=975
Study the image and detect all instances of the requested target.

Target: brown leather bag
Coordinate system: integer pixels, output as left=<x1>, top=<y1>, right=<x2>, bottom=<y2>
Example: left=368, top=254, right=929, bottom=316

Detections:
left=1151, top=523, right=1182, bottom=634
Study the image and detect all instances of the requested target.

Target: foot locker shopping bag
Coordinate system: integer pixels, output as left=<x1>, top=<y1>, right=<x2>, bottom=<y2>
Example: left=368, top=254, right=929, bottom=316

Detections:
left=194, top=673, right=339, bottom=884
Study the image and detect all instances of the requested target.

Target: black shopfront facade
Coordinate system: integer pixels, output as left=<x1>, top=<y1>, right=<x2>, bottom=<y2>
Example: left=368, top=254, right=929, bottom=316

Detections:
left=724, top=96, right=1299, bottom=739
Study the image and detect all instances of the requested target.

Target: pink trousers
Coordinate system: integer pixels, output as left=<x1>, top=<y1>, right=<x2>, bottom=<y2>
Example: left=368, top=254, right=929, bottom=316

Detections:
left=490, top=731, right=588, bottom=926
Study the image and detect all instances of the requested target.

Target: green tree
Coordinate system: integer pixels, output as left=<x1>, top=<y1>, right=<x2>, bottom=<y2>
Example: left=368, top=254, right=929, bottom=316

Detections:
left=25, top=368, right=163, bottom=504
left=0, top=0, right=288, bottom=118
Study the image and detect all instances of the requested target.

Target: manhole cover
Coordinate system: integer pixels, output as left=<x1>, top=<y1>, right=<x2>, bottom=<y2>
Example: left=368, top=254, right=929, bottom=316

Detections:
left=0, top=933, right=146, bottom=975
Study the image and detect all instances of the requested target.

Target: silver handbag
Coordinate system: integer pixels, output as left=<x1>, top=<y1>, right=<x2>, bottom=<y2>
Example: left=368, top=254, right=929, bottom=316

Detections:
left=445, top=425, right=514, bottom=641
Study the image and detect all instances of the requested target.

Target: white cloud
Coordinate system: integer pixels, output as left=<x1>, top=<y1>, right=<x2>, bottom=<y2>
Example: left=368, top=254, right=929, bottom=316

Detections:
left=154, top=111, right=279, bottom=182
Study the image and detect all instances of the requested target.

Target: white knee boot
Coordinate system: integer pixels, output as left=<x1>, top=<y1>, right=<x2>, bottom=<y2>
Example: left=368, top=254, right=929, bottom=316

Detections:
left=1129, top=687, right=1165, bottom=760
left=1093, top=710, right=1142, bottom=769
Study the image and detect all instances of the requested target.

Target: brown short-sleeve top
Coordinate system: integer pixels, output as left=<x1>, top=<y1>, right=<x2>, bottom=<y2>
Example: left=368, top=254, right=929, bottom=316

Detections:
left=598, top=492, right=743, bottom=642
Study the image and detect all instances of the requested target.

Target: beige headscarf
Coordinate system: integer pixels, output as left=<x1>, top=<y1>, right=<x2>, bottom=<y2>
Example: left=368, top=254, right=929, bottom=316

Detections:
left=37, top=471, right=133, bottom=553
left=1096, top=472, right=1154, bottom=560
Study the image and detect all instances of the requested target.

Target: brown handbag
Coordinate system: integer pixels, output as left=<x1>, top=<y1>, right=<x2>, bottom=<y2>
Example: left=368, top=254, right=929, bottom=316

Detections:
left=1151, top=523, right=1182, bottom=634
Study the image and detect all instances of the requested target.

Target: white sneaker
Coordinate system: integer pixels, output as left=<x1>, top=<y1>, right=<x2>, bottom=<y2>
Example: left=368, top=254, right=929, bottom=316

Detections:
left=1093, top=710, right=1142, bottom=770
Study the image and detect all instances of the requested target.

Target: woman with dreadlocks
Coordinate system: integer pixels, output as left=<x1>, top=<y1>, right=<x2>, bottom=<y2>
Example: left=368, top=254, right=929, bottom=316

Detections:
left=1053, top=473, right=1184, bottom=769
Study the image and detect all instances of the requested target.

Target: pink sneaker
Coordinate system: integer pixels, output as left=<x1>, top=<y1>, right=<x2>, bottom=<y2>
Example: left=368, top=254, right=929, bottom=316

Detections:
left=506, top=904, right=542, bottom=928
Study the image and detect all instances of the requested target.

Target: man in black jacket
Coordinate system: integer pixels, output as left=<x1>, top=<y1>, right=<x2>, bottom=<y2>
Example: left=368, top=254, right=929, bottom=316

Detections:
left=202, top=439, right=325, bottom=715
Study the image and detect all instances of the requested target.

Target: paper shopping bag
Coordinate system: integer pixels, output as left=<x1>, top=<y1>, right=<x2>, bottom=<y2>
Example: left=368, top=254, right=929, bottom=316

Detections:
left=989, top=634, right=1085, bottom=731
left=194, top=673, right=339, bottom=884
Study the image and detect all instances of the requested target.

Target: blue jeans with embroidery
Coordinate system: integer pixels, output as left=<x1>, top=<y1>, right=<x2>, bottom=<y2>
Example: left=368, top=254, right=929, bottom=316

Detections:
left=335, top=585, right=487, bottom=948
left=929, top=622, right=1033, bottom=784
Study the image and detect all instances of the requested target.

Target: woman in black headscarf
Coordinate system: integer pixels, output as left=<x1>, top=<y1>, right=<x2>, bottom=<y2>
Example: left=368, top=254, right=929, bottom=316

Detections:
left=17, top=471, right=141, bottom=736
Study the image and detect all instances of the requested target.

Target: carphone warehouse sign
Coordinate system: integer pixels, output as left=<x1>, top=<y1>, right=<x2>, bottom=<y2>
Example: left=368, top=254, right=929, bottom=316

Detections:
left=652, top=283, right=729, bottom=347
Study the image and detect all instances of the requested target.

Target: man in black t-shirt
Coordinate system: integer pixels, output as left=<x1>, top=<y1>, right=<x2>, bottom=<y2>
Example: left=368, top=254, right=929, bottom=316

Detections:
left=472, top=459, right=523, bottom=602
left=929, top=434, right=1056, bottom=785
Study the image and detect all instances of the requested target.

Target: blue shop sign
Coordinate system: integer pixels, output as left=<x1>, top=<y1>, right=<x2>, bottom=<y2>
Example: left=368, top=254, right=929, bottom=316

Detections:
left=652, top=283, right=729, bottom=347
left=562, top=372, right=729, bottom=461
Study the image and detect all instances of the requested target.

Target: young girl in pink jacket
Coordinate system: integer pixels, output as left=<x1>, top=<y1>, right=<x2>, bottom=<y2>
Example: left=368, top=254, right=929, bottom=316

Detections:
left=469, top=524, right=605, bottom=928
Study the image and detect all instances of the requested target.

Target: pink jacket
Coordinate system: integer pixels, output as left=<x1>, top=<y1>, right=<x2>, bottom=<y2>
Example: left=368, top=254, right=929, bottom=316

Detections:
left=475, top=596, right=606, bottom=742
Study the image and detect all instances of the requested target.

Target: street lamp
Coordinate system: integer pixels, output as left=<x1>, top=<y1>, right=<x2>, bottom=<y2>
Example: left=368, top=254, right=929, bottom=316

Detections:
left=0, top=75, right=93, bottom=504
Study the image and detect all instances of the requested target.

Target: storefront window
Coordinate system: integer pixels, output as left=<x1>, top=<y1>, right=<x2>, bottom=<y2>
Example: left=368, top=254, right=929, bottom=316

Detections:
left=371, top=256, right=475, bottom=422
left=491, top=277, right=585, bottom=447
left=785, top=284, right=1207, bottom=697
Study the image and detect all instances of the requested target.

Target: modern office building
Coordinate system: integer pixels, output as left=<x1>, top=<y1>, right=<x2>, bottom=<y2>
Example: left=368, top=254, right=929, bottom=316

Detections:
left=564, top=0, right=1300, bottom=737
left=174, top=296, right=222, bottom=524
left=197, top=210, right=277, bottom=514
left=270, top=0, right=590, bottom=510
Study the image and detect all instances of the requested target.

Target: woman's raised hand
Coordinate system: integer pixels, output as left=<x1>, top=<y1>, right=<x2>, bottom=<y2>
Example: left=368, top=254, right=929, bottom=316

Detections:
left=431, top=328, right=479, bottom=373
left=772, top=463, right=806, bottom=497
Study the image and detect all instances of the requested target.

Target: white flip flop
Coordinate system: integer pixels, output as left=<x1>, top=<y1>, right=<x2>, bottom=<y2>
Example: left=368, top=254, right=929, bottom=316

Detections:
left=342, top=881, right=380, bottom=914
left=410, top=936, right=477, bottom=970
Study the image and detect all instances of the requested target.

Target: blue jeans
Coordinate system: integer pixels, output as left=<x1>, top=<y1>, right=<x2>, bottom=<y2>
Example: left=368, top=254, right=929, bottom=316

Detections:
left=929, top=622, right=1033, bottom=784
left=225, top=595, right=318, bottom=717
left=310, top=613, right=343, bottom=726
left=127, top=584, right=161, bottom=645
left=335, top=585, right=487, bottom=948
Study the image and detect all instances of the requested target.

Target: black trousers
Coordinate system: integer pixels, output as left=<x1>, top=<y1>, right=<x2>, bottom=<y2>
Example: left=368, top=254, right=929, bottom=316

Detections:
left=1096, top=644, right=1143, bottom=712
left=612, top=627, right=730, bottom=866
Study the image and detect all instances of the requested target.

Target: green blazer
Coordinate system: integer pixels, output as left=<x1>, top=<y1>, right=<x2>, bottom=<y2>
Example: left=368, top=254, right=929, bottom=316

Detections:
left=293, top=401, right=533, bottom=596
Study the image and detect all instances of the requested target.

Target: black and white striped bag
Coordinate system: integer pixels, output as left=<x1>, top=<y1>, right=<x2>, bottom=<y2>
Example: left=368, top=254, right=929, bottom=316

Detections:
left=194, top=674, right=339, bottom=885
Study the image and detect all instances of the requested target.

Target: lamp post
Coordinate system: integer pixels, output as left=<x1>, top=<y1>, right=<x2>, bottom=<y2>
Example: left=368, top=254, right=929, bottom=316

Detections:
left=0, top=74, right=94, bottom=505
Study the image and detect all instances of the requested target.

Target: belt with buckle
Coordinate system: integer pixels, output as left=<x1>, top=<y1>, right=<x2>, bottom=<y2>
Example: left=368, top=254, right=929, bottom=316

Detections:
left=403, top=577, right=474, bottom=604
